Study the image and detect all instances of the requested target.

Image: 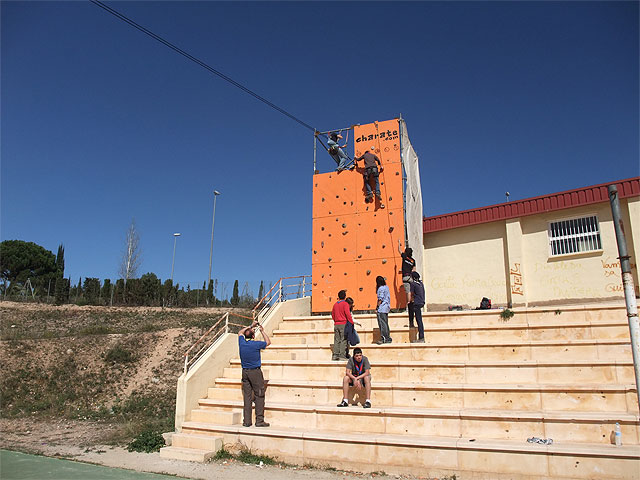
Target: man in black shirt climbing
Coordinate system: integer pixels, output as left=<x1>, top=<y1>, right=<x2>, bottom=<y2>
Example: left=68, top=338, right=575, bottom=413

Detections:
left=354, top=146, right=385, bottom=208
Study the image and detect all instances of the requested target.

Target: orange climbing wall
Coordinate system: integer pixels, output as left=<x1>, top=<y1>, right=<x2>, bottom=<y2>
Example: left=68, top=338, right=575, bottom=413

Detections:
left=312, top=119, right=405, bottom=313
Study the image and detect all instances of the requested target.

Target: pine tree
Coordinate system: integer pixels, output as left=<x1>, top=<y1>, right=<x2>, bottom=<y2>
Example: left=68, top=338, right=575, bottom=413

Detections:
left=258, top=281, right=264, bottom=301
left=54, top=274, right=65, bottom=305
left=207, top=279, right=214, bottom=305
left=55, top=244, right=65, bottom=276
left=231, top=280, right=239, bottom=306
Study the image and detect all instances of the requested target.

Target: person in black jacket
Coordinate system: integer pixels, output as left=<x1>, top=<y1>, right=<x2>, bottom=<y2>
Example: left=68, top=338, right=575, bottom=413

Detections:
left=409, top=271, right=425, bottom=343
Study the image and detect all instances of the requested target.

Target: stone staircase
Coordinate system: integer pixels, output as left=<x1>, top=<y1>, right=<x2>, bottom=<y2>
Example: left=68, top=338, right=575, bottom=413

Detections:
left=162, top=303, right=640, bottom=479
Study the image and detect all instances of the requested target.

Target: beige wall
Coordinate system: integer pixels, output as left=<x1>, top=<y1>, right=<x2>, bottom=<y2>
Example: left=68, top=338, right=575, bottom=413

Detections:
left=425, top=221, right=508, bottom=310
left=423, top=198, right=639, bottom=310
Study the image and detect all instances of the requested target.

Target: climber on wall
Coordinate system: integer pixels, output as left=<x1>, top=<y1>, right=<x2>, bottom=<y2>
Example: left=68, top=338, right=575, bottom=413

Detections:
left=354, top=146, right=385, bottom=208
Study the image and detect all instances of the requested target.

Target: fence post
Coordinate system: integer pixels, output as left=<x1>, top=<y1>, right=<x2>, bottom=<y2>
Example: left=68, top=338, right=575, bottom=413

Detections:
left=279, top=280, right=283, bottom=303
left=302, top=276, right=306, bottom=297
left=225, top=312, right=229, bottom=334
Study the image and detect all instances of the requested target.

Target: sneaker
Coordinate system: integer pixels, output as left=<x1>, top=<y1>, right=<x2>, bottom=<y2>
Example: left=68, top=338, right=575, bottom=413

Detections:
left=242, top=423, right=252, bottom=427
left=337, top=400, right=349, bottom=407
left=375, top=339, right=385, bottom=345
left=255, top=422, right=270, bottom=427
left=415, top=338, right=425, bottom=343
left=385, top=338, right=393, bottom=344
left=363, top=401, right=371, bottom=409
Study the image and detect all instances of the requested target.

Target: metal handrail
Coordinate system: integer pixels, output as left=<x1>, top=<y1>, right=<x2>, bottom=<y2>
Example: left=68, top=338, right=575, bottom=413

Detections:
left=252, top=275, right=311, bottom=323
left=183, top=311, right=248, bottom=373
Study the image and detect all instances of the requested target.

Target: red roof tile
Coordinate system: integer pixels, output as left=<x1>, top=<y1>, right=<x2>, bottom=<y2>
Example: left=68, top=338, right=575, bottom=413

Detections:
left=423, top=177, right=640, bottom=233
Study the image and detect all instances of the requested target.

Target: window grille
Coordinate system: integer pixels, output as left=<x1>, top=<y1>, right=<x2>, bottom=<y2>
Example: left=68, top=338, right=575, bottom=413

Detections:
left=548, top=215, right=602, bottom=256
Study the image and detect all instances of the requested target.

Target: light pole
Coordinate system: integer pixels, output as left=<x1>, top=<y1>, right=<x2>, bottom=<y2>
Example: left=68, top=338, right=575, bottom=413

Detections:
left=171, top=233, right=181, bottom=283
left=208, top=190, right=221, bottom=295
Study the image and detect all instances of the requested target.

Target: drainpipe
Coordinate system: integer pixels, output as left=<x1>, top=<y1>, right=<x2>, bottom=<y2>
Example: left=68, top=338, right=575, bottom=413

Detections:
left=608, top=184, right=640, bottom=413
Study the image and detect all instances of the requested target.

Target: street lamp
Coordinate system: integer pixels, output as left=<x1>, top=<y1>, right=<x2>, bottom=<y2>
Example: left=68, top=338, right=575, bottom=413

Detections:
left=171, top=233, right=181, bottom=283
left=208, top=190, right=221, bottom=293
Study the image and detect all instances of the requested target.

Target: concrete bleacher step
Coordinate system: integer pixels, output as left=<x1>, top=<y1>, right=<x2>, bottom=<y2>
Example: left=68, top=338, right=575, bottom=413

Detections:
left=194, top=398, right=640, bottom=444
left=279, top=303, right=627, bottom=329
left=209, top=378, right=639, bottom=413
left=261, top=339, right=631, bottom=362
left=223, top=358, right=635, bottom=384
left=272, top=322, right=630, bottom=345
left=159, top=445, right=217, bottom=462
left=179, top=422, right=640, bottom=479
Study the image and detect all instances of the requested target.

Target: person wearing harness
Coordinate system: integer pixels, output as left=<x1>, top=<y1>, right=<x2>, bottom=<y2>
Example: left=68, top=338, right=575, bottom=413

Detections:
left=354, top=146, right=385, bottom=208
left=337, top=347, right=372, bottom=408
left=331, top=289, right=354, bottom=361
left=238, top=321, right=271, bottom=427
left=409, top=271, right=426, bottom=343
left=399, top=243, right=416, bottom=316
left=328, top=132, right=352, bottom=171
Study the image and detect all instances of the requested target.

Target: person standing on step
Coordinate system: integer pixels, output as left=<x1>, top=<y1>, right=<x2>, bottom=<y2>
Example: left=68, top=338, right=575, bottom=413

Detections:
left=337, top=347, right=372, bottom=408
left=354, top=146, right=385, bottom=208
left=376, top=276, right=392, bottom=344
left=398, top=243, right=416, bottom=317
left=328, top=132, right=352, bottom=171
left=331, top=290, right=353, bottom=361
left=409, top=271, right=426, bottom=343
left=238, top=320, right=271, bottom=427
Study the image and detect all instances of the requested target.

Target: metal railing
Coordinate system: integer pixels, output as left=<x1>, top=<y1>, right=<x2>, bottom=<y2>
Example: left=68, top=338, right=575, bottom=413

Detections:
left=252, top=275, right=311, bottom=324
left=182, top=311, right=251, bottom=373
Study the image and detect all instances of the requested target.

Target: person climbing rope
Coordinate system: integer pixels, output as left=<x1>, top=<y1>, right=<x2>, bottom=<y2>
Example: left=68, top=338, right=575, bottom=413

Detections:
left=354, top=146, right=385, bottom=208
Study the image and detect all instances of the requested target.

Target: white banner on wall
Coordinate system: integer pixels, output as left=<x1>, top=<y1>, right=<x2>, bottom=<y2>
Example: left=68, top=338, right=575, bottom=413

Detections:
left=400, top=119, right=424, bottom=278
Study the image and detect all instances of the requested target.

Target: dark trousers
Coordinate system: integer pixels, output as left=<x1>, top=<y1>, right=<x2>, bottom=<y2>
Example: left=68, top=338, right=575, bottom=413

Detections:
left=408, top=303, right=425, bottom=340
left=241, top=367, right=265, bottom=425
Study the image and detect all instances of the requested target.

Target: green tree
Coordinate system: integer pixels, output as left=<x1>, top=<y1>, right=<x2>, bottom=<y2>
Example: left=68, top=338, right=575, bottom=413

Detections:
left=115, top=279, right=125, bottom=304
left=83, top=278, right=101, bottom=305
left=0, top=240, right=58, bottom=294
left=163, top=279, right=174, bottom=306
left=207, top=279, right=214, bottom=305
left=54, top=275, right=66, bottom=305
left=231, top=280, right=239, bottom=306
left=55, top=244, right=65, bottom=276
left=258, top=281, right=264, bottom=301
left=101, top=279, right=112, bottom=305
left=75, top=277, right=83, bottom=302
left=140, top=272, right=160, bottom=305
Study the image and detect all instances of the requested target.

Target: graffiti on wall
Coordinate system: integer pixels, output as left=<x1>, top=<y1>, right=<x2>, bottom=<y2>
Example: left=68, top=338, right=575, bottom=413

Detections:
left=601, top=256, right=638, bottom=294
left=510, top=263, right=524, bottom=296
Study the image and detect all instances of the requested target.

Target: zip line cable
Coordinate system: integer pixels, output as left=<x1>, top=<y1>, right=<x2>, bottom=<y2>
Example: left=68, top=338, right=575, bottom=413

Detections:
left=90, top=0, right=317, bottom=133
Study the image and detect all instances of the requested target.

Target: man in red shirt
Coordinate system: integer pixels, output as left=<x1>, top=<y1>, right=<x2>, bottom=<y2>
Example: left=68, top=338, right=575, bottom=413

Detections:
left=331, top=289, right=353, bottom=361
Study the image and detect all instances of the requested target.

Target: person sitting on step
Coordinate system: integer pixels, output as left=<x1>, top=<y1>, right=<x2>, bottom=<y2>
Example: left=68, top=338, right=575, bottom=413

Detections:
left=337, top=347, right=372, bottom=408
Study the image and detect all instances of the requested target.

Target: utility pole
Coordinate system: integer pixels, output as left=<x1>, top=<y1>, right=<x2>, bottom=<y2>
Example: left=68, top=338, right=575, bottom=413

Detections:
left=608, top=184, right=640, bottom=412
left=208, top=190, right=221, bottom=304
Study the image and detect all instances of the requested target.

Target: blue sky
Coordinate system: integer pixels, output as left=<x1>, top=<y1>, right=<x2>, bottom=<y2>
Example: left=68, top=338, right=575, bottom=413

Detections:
left=2, top=1, right=638, bottom=298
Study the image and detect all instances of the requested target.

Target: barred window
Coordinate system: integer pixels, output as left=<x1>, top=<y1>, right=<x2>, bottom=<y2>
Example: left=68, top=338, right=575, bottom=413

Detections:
left=548, top=215, right=602, bottom=256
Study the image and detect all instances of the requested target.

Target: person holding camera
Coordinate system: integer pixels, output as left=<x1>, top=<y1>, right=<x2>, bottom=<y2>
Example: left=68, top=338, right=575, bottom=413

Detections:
left=238, top=321, right=271, bottom=427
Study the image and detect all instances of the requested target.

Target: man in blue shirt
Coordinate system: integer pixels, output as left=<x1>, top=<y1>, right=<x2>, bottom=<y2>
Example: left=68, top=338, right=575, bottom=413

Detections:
left=238, top=321, right=271, bottom=427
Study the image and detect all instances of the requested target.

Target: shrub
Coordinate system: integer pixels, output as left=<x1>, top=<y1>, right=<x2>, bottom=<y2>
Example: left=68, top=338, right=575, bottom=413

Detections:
left=104, top=345, right=134, bottom=364
left=127, top=430, right=164, bottom=453
left=499, top=308, right=515, bottom=321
